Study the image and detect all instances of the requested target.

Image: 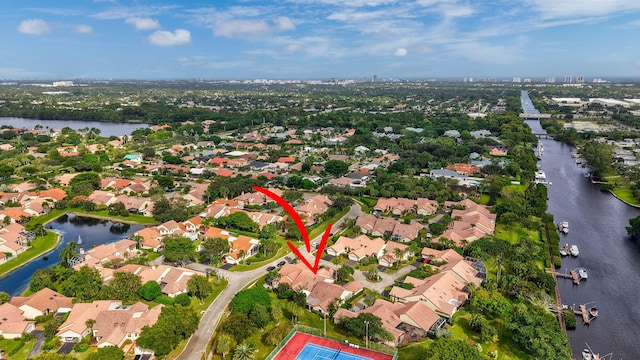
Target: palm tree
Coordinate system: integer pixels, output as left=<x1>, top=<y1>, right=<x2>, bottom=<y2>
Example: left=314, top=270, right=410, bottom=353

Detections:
left=85, top=318, right=96, bottom=339
left=216, top=333, right=235, bottom=359
left=238, top=250, right=246, bottom=265
left=232, top=343, right=256, bottom=360
left=60, top=242, right=78, bottom=266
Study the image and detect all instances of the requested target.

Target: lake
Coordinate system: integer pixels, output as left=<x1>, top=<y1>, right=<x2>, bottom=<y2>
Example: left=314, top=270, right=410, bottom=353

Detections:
left=0, top=214, right=143, bottom=296
left=0, top=117, right=148, bottom=137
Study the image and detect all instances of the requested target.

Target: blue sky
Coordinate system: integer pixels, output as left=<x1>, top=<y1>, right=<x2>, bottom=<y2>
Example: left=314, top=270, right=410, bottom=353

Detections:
left=2, top=0, right=640, bottom=80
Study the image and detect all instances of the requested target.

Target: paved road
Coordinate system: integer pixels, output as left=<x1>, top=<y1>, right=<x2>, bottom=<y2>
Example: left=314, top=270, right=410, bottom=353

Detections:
left=176, top=203, right=363, bottom=360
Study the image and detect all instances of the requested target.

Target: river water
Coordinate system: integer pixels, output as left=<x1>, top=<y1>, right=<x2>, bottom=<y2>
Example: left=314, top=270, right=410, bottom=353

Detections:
left=0, top=214, right=143, bottom=296
left=0, top=117, right=148, bottom=137
left=525, top=117, right=640, bottom=358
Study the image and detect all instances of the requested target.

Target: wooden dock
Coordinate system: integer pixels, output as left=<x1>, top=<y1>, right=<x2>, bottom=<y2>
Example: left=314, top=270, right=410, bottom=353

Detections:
left=575, top=304, right=591, bottom=325
left=554, top=270, right=580, bottom=285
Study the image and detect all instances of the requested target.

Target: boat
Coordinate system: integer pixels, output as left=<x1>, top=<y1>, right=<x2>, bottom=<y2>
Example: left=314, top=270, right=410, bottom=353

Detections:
left=534, top=170, right=547, bottom=184
left=77, top=235, right=83, bottom=245
left=559, top=243, right=569, bottom=256
left=576, top=267, right=587, bottom=279
left=570, top=245, right=579, bottom=256
left=582, top=349, right=595, bottom=360
left=589, top=307, right=598, bottom=317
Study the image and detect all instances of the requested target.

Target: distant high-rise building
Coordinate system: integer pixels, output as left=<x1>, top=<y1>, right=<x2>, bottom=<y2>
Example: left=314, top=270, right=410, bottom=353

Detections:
left=372, top=75, right=377, bottom=83
left=564, top=76, right=573, bottom=84
left=512, top=77, right=521, bottom=83
left=545, top=76, right=556, bottom=83
left=575, top=75, right=584, bottom=83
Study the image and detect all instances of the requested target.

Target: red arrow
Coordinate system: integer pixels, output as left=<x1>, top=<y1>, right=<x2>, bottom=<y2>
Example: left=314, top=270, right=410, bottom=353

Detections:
left=253, top=186, right=331, bottom=274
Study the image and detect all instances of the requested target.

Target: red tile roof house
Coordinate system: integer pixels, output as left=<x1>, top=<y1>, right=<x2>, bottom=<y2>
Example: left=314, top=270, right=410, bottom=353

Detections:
left=9, top=288, right=72, bottom=319
left=276, top=263, right=335, bottom=296
left=416, top=198, right=439, bottom=216
left=306, top=281, right=363, bottom=315
left=334, top=299, right=441, bottom=346
left=0, top=223, right=30, bottom=256
left=75, top=239, right=139, bottom=269
left=0, top=303, right=35, bottom=339
left=326, top=235, right=386, bottom=262
left=131, top=227, right=163, bottom=251
left=224, top=235, right=260, bottom=265
left=390, top=222, right=423, bottom=243
left=389, top=272, right=469, bottom=318
left=374, top=197, right=416, bottom=216
left=56, top=300, right=163, bottom=348
left=233, top=187, right=283, bottom=208
left=295, top=195, right=333, bottom=224
left=378, top=241, right=411, bottom=268
left=446, top=163, right=481, bottom=176
left=111, top=264, right=204, bottom=298
left=436, top=199, right=496, bottom=247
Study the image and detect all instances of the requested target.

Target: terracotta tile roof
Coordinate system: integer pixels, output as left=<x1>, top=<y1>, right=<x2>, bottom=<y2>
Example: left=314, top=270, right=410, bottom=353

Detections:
left=9, top=287, right=72, bottom=313
left=0, top=303, right=33, bottom=336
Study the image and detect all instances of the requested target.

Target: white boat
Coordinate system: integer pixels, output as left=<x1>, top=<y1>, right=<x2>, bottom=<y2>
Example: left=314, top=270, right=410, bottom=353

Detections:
left=576, top=267, right=587, bottom=279
left=570, top=245, right=579, bottom=257
left=559, top=243, right=569, bottom=256
left=534, top=170, right=547, bottom=184
left=582, top=349, right=595, bottom=360
left=77, top=235, right=83, bottom=245
left=559, top=221, right=569, bottom=234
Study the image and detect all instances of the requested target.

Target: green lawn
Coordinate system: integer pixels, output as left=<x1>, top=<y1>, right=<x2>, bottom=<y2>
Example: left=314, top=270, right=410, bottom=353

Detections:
left=0, top=231, right=59, bottom=279
left=611, top=188, right=640, bottom=207
left=494, top=223, right=540, bottom=245
left=0, top=338, right=36, bottom=360
left=69, top=208, right=160, bottom=225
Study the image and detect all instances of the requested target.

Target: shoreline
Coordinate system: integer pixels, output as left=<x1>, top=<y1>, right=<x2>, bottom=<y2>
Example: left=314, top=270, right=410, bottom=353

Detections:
left=68, top=211, right=158, bottom=226
left=608, top=190, right=640, bottom=209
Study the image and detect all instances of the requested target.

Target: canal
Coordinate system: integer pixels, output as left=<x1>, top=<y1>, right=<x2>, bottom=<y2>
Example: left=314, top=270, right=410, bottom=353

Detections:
left=0, top=214, right=143, bottom=296
left=524, top=101, right=640, bottom=358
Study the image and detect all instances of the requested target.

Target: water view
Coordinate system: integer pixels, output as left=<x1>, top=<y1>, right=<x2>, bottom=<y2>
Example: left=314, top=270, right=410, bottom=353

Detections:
left=0, top=214, right=143, bottom=296
left=0, top=117, right=148, bottom=137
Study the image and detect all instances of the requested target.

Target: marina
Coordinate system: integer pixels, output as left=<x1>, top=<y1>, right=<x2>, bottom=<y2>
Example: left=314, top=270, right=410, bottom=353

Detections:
left=554, top=267, right=587, bottom=285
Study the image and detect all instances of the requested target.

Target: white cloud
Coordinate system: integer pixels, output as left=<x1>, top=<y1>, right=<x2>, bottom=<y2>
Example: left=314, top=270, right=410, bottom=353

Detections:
left=148, top=29, right=191, bottom=46
left=75, top=25, right=93, bottom=34
left=125, top=17, right=160, bottom=31
left=213, top=19, right=272, bottom=40
left=274, top=16, right=296, bottom=30
left=394, top=47, right=408, bottom=56
left=17, top=19, right=51, bottom=35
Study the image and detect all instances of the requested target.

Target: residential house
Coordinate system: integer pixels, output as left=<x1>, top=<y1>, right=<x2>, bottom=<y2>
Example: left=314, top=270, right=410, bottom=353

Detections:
left=374, top=198, right=416, bottom=215
left=378, top=241, right=410, bottom=268
left=335, top=299, right=441, bottom=346
left=295, top=195, right=333, bottom=224
left=57, top=300, right=162, bottom=348
left=76, top=239, right=139, bottom=269
left=306, top=281, right=362, bottom=315
left=421, top=248, right=483, bottom=287
left=389, top=272, right=469, bottom=318
left=0, top=223, right=30, bottom=256
left=225, top=235, right=260, bottom=265
left=132, top=227, right=163, bottom=251
left=113, top=264, right=204, bottom=297
left=9, top=287, right=72, bottom=319
left=416, top=198, right=439, bottom=216
left=0, top=303, right=35, bottom=339
left=446, top=163, right=481, bottom=176
left=436, top=199, right=496, bottom=247
left=326, top=235, right=386, bottom=262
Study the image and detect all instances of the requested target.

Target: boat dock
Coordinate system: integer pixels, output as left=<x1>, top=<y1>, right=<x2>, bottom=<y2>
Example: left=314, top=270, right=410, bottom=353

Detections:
left=554, top=269, right=580, bottom=285
left=575, top=304, right=592, bottom=325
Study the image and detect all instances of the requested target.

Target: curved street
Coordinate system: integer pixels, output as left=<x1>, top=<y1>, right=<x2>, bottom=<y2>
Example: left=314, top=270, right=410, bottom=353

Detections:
left=176, top=203, right=364, bottom=360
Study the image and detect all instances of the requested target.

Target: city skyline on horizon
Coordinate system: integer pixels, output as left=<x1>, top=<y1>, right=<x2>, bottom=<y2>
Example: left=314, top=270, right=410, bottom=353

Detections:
left=2, top=0, right=640, bottom=80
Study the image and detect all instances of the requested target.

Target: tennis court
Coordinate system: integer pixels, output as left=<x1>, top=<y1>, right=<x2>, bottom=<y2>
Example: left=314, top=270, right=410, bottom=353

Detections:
left=272, top=332, right=393, bottom=360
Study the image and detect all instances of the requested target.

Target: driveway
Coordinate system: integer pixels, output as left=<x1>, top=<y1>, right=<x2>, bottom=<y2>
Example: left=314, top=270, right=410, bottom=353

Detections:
left=57, top=342, right=74, bottom=354
left=26, top=330, right=44, bottom=359
left=175, top=203, right=363, bottom=360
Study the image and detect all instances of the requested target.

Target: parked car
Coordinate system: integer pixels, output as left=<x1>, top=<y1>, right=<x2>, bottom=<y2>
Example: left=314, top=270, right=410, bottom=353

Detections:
left=277, top=261, right=286, bottom=267
left=266, top=266, right=276, bottom=271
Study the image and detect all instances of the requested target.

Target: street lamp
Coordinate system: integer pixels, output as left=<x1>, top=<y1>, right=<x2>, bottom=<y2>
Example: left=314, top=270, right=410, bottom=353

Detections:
left=364, top=320, right=369, bottom=349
